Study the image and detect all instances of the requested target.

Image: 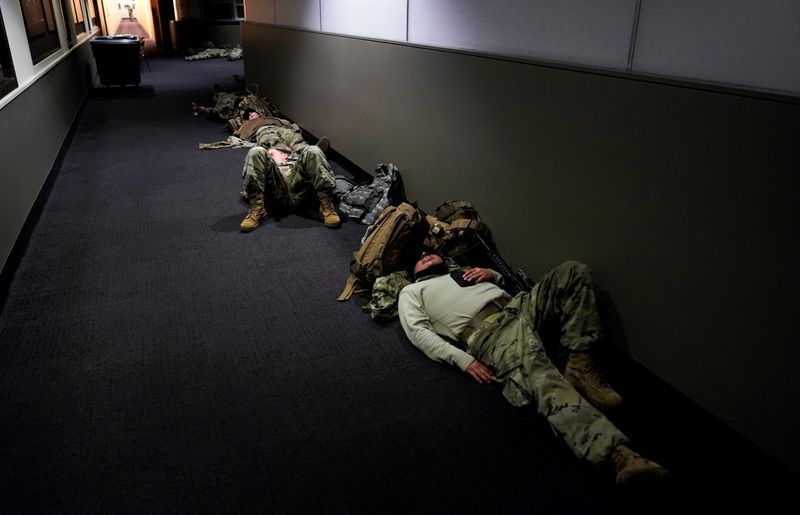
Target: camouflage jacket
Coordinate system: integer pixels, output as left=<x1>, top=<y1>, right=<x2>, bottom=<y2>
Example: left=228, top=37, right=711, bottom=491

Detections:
left=362, top=271, right=411, bottom=322
left=254, top=124, right=307, bottom=153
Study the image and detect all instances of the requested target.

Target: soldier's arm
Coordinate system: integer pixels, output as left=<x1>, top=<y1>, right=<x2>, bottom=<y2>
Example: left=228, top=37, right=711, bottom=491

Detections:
left=398, top=287, right=476, bottom=372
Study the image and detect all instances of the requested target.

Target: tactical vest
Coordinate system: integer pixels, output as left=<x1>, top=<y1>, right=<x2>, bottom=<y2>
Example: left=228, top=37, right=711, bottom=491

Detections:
left=338, top=163, right=405, bottom=225
left=424, top=200, right=495, bottom=264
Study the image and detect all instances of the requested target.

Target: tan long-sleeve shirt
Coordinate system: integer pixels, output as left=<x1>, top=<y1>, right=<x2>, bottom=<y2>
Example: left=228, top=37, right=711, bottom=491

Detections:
left=398, top=272, right=506, bottom=372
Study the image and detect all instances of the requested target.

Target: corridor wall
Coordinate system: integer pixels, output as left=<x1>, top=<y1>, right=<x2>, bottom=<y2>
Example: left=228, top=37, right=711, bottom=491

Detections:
left=241, top=22, right=800, bottom=474
left=0, top=45, right=94, bottom=281
left=244, top=0, right=800, bottom=98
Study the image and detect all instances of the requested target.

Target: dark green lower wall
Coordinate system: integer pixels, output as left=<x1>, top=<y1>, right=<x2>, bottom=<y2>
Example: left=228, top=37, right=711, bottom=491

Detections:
left=0, top=42, right=95, bottom=275
left=243, top=23, right=800, bottom=472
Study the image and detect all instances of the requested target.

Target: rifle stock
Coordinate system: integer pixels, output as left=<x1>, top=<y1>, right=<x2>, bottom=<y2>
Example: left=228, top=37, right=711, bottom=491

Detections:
left=474, top=233, right=534, bottom=294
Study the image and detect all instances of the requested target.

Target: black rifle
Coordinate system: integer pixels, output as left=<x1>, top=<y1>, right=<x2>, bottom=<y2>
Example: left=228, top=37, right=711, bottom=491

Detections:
left=474, top=233, right=535, bottom=294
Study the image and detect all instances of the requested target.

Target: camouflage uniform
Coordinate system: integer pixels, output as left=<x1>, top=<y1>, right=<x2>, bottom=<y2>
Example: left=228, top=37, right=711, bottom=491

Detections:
left=254, top=124, right=306, bottom=151
left=205, top=91, right=240, bottom=121
left=185, top=45, right=243, bottom=61
left=241, top=145, right=336, bottom=208
left=228, top=46, right=243, bottom=60
left=237, top=93, right=276, bottom=119
left=465, top=261, right=629, bottom=465
left=202, top=89, right=270, bottom=122
left=364, top=271, right=411, bottom=321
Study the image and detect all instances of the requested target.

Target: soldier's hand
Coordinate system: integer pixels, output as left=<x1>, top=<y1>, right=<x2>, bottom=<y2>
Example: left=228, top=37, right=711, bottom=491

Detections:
left=267, top=148, right=289, bottom=164
left=466, top=360, right=494, bottom=384
left=462, top=267, right=494, bottom=284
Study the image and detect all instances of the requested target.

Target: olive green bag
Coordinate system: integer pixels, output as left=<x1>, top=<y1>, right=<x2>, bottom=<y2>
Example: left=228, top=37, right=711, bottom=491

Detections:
left=424, top=200, right=495, bottom=263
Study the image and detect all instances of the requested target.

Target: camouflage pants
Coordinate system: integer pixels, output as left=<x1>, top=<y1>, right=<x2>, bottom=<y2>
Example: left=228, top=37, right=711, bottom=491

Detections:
left=241, top=145, right=336, bottom=208
left=206, top=91, right=239, bottom=120
left=466, top=261, right=629, bottom=465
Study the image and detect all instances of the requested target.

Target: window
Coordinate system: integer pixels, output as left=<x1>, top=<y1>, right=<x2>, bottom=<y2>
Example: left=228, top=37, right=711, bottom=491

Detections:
left=69, top=0, right=87, bottom=37
left=0, top=9, right=18, bottom=100
left=57, top=0, right=87, bottom=47
left=18, top=0, right=61, bottom=64
left=87, top=0, right=102, bottom=31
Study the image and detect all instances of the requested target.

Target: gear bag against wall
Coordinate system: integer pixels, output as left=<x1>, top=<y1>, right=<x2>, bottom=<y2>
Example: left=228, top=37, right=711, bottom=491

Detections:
left=338, top=163, right=406, bottom=225
left=337, top=202, right=428, bottom=301
left=425, top=200, right=534, bottom=294
left=423, top=200, right=495, bottom=266
left=334, top=175, right=357, bottom=199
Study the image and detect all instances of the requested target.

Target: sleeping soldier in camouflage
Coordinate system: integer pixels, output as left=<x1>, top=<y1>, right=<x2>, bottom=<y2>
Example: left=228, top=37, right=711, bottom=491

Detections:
left=398, top=253, right=668, bottom=487
left=225, top=90, right=279, bottom=132
left=239, top=137, right=340, bottom=232
left=194, top=83, right=274, bottom=125
left=185, top=44, right=243, bottom=61
left=193, top=90, right=239, bottom=121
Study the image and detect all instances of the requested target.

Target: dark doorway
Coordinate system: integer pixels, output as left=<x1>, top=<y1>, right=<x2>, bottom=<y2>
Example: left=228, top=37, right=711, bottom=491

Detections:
left=150, top=0, right=176, bottom=48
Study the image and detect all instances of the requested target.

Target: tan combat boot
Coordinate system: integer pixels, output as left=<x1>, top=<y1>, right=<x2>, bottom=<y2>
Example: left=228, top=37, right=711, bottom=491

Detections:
left=240, top=193, right=267, bottom=232
left=564, top=351, right=622, bottom=409
left=611, top=444, right=668, bottom=486
left=318, top=191, right=341, bottom=228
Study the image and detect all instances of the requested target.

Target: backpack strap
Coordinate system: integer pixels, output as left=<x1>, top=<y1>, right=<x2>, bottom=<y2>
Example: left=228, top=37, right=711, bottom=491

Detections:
left=337, top=272, right=360, bottom=301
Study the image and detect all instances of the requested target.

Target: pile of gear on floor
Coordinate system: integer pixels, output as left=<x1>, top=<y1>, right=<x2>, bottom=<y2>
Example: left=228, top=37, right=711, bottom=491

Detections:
left=334, top=167, right=534, bottom=322
left=193, top=78, right=294, bottom=150
left=190, top=78, right=528, bottom=309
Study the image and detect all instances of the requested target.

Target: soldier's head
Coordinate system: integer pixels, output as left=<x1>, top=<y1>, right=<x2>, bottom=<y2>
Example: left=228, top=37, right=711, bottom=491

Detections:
left=243, top=108, right=260, bottom=120
left=413, top=250, right=447, bottom=280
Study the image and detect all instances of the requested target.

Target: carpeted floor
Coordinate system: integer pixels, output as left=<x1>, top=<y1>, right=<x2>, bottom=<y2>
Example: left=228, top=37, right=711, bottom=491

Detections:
left=0, top=53, right=794, bottom=514
left=116, top=19, right=150, bottom=40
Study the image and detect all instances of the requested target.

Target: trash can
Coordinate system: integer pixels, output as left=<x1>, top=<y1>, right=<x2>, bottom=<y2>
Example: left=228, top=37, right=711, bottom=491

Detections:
left=90, top=35, right=141, bottom=87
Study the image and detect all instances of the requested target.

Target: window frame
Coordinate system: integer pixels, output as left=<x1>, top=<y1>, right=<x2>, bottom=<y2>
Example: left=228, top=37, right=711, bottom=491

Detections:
left=0, top=0, right=100, bottom=111
left=0, top=7, right=19, bottom=101
left=18, top=0, right=63, bottom=64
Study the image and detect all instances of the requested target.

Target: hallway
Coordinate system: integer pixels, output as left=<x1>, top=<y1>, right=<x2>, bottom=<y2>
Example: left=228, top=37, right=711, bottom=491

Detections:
left=0, top=52, right=795, bottom=513
left=115, top=18, right=150, bottom=40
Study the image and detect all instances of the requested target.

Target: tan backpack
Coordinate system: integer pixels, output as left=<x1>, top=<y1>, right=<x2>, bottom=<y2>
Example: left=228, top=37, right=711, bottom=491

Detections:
left=337, top=202, right=427, bottom=301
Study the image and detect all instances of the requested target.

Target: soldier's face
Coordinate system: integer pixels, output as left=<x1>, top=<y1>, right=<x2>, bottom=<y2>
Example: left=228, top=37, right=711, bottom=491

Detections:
left=414, top=252, right=443, bottom=276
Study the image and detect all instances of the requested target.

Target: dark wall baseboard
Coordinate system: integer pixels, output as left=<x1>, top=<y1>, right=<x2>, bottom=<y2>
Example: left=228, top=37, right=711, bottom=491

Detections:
left=0, top=97, right=87, bottom=315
